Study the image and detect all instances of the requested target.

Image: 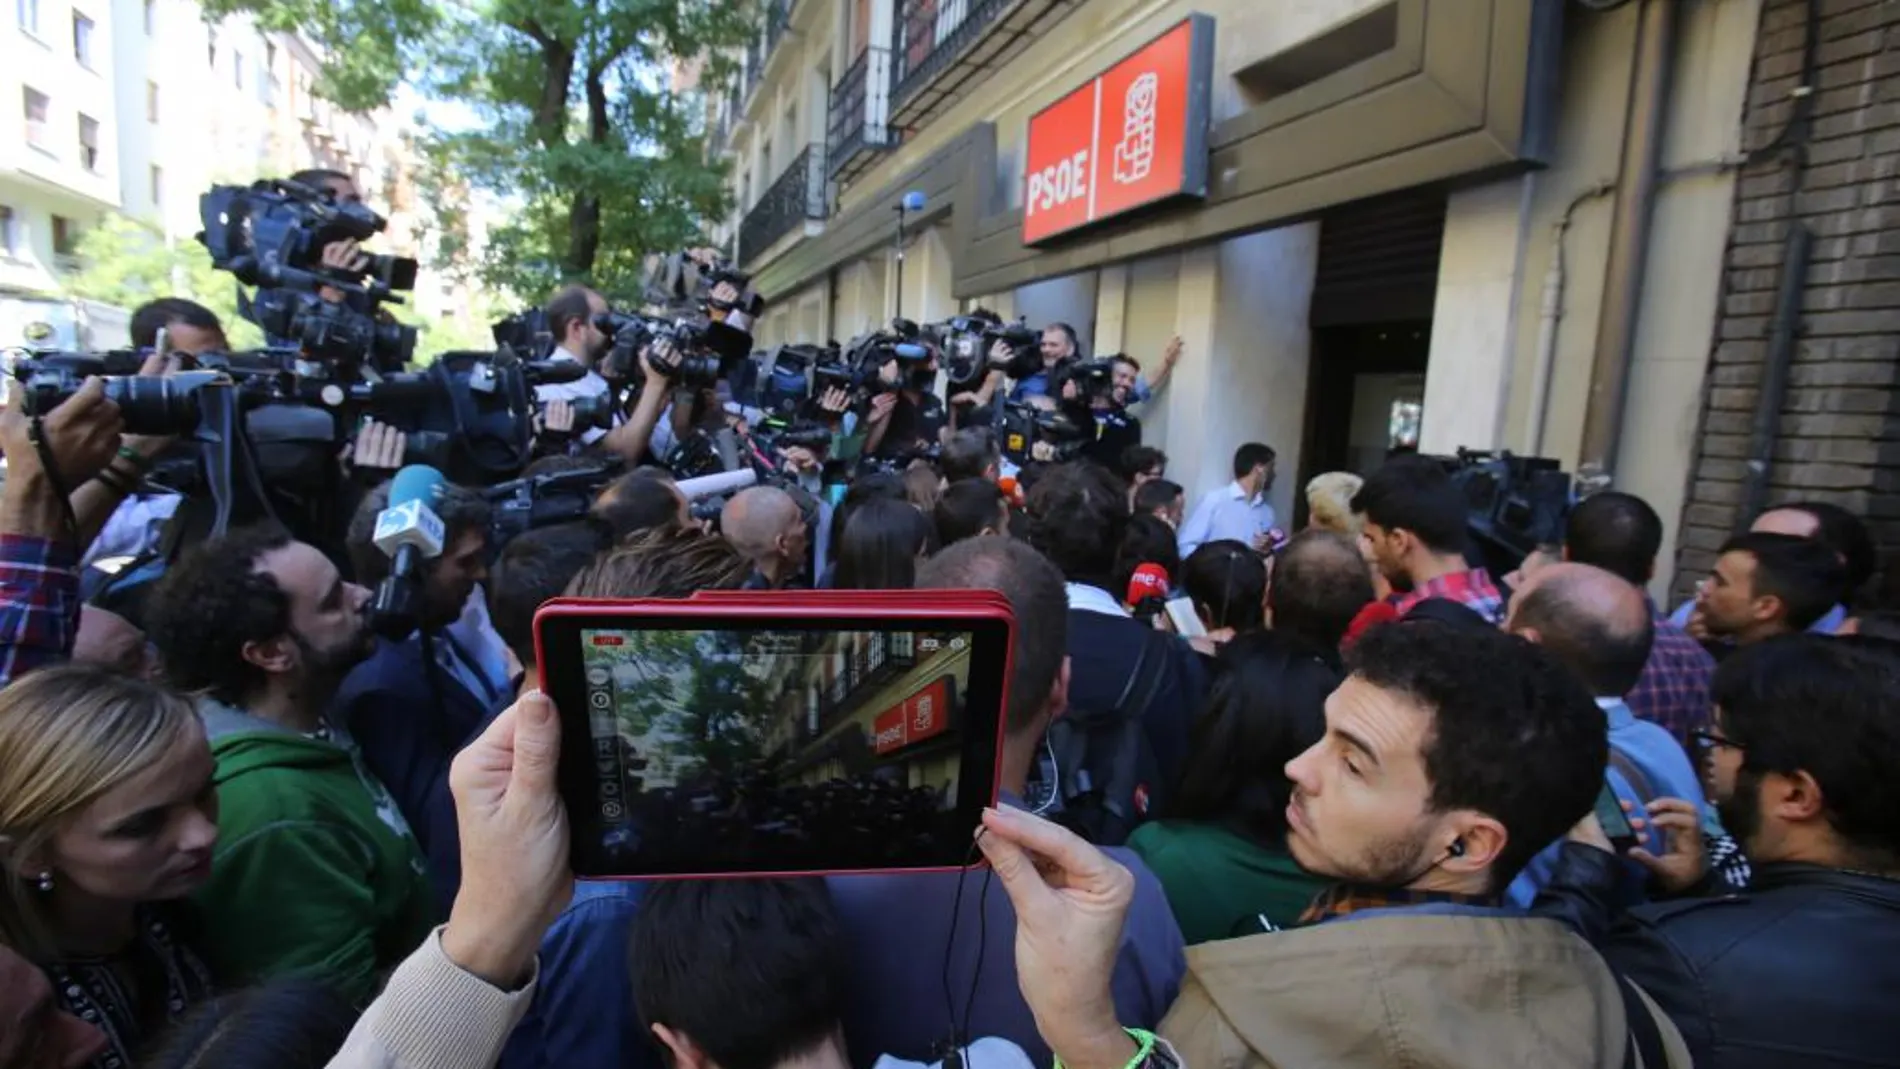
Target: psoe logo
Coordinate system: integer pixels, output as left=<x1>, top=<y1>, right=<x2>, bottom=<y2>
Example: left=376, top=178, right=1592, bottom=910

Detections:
left=1113, top=72, right=1159, bottom=185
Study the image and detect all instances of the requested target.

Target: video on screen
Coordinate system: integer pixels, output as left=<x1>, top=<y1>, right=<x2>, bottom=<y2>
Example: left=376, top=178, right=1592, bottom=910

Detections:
left=578, top=626, right=984, bottom=874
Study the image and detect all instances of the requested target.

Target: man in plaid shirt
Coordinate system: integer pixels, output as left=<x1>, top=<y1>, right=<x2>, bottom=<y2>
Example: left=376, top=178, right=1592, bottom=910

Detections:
left=1352, top=456, right=1507, bottom=624
left=1545, top=492, right=1714, bottom=743
left=0, top=378, right=126, bottom=687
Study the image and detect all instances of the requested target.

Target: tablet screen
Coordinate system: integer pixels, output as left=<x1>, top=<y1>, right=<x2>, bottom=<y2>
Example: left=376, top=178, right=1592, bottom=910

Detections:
left=551, top=619, right=1007, bottom=877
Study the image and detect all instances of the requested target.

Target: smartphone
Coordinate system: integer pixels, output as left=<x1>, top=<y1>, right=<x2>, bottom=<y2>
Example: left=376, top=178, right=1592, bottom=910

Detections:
left=535, top=599, right=1014, bottom=880
left=1593, top=780, right=1638, bottom=853
left=1164, top=596, right=1205, bottom=638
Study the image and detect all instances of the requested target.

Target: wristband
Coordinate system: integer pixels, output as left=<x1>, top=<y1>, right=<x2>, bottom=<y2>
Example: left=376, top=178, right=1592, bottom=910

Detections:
left=116, top=445, right=155, bottom=472
left=1052, top=1029, right=1162, bottom=1069
left=94, top=466, right=136, bottom=496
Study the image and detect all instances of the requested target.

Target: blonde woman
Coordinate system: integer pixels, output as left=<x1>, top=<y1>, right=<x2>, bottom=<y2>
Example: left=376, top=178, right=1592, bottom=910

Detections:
left=1304, top=472, right=1364, bottom=538
left=0, top=664, right=218, bottom=1066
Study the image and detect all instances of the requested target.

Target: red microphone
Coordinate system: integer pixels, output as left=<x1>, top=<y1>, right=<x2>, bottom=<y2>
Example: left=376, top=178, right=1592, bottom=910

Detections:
left=1125, top=562, right=1172, bottom=607
left=1342, top=601, right=1401, bottom=650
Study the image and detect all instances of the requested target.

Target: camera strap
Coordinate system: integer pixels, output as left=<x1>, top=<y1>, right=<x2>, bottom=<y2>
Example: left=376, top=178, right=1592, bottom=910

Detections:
left=25, top=415, right=81, bottom=550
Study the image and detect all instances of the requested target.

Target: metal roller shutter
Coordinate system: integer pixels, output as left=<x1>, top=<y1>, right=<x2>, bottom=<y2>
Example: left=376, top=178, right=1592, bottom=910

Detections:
left=1310, top=189, right=1448, bottom=327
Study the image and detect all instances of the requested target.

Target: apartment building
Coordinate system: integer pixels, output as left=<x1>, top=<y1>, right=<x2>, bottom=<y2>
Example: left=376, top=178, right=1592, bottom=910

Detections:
left=713, top=0, right=1900, bottom=597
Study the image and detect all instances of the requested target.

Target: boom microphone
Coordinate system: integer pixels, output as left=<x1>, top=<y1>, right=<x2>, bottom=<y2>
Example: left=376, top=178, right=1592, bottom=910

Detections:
left=676, top=468, right=758, bottom=501
left=370, top=464, right=448, bottom=640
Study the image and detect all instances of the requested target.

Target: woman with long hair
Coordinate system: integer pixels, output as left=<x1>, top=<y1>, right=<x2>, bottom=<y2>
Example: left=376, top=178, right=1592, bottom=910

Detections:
left=0, top=663, right=219, bottom=1065
left=833, top=499, right=939, bottom=591
left=1125, top=631, right=1339, bottom=942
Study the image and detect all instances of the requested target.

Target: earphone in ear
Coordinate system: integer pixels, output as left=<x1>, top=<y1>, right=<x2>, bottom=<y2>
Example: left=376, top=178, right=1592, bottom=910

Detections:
left=1447, top=839, right=1466, bottom=858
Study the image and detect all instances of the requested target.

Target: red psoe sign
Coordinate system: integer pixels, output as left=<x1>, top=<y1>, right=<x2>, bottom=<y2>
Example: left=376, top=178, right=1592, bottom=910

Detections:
left=872, top=676, right=954, bottom=756
left=1021, top=16, right=1214, bottom=245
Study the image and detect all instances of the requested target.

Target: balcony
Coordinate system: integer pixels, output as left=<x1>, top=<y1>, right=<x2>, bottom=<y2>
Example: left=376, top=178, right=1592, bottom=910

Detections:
left=738, top=143, right=827, bottom=266
left=890, top=0, right=1076, bottom=129
left=827, top=46, right=895, bottom=185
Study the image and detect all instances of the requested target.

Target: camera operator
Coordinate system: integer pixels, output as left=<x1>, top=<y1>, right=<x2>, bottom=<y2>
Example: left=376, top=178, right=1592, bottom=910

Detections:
left=292, top=168, right=374, bottom=303
left=534, top=285, right=615, bottom=449
left=1055, top=356, right=1142, bottom=470
left=862, top=347, right=945, bottom=462
left=132, top=296, right=230, bottom=358
left=1009, top=322, right=1081, bottom=403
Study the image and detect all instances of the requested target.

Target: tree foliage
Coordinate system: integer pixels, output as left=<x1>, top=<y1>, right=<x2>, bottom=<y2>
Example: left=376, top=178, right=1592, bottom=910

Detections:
left=64, top=214, right=265, bottom=349
left=200, top=0, right=759, bottom=302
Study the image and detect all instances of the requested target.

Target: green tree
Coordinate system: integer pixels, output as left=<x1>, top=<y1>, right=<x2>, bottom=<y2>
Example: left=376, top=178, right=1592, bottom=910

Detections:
left=63, top=214, right=265, bottom=348
left=202, top=0, right=758, bottom=302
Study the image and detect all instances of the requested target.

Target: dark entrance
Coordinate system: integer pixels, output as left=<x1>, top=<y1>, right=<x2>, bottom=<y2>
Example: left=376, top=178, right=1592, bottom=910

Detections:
left=1294, top=190, right=1444, bottom=527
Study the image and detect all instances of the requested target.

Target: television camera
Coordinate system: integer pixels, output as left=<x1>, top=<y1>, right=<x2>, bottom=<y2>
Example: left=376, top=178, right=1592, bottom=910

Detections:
left=923, top=312, right=1038, bottom=390
left=995, top=399, right=1090, bottom=467
left=1435, top=449, right=1574, bottom=577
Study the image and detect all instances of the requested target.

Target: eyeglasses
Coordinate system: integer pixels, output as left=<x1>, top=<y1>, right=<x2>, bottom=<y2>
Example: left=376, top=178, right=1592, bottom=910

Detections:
left=1689, top=729, right=1747, bottom=754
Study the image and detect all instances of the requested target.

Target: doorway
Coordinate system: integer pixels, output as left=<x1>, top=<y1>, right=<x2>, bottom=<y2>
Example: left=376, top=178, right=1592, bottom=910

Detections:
left=1295, top=320, right=1431, bottom=525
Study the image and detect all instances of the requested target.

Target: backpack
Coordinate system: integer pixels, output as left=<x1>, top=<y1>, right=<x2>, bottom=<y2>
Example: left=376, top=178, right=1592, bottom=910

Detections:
left=1030, top=624, right=1174, bottom=846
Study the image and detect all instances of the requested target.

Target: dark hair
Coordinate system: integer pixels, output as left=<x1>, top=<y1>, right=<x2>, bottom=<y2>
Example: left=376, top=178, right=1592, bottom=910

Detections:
left=1564, top=492, right=1662, bottom=587
left=1718, top=531, right=1849, bottom=631
left=1269, top=530, right=1375, bottom=654
left=566, top=527, right=750, bottom=599
left=488, top=522, right=609, bottom=667
left=1026, top=462, right=1128, bottom=583
left=629, top=880, right=847, bottom=1069
left=1351, top=455, right=1467, bottom=554
left=935, top=478, right=1008, bottom=547
left=148, top=525, right=295, bottom=706
left=1509, top=569, right=1655, bottom=697
left=1045, top=322, right=1080, bottom=353
left=1232, top=443, right=1276, bottom=480
left=902, top=462, right=942, bottom=514
left=347, top=480, right=491, bottom=588
left=1113, top=514, right=1180, bottom=601
left=940, top=427, right=1000, bottom=482
left=545, top=284, right=598, bottom=344
left=1346, top=622, right=1606, bottom=892
left=828, top=472, right=908, bottom=566
left=921, top=536, right=1069, bottom=735
left=595, top=472, right=684, bottom=541
left=1776, top=501, right=1876, bottom=594
left=1404, top=598, right=1496, bottom=631
left=130, top=297, right=221, bottom=350
left=834, top=499, right=937, bottom=590
left=289, top=168, right=351, bottom=191
left=1167, top=630, right=1337, bottom=842
left=1119, top=445, right=1168, bottom=483
left=142, top=978, right=356, bottom=1069
left=1181, top=540, right=1266, bottom=632
left=1714, top=635, right=1900, bottom=867
left=1133, top=478, right=1183, bottom=518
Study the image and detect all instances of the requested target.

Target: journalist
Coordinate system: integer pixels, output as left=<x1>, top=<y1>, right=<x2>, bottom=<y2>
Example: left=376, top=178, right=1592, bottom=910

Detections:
left=1009, top=323, right=1081, bottom=402
left=1057, top=357, right=1142, bottom=470
left=864, top=349, right=947, bottom=463
left=338, top=480, right=507, bottom=912
left=535, top=285, right=615, bottom=449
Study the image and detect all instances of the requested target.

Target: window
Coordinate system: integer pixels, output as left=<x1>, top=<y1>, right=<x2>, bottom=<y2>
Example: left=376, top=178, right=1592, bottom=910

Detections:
left=146, top=80, right=159, bottom=122
left=0, top=206, right=15, bottom=257
left=51, top=215, right=78, bottom=257
left=78, top=114, right=99, bottom=172
left=142, top=0, right=153, bottom=34
left=72, top=11, right=93, bottom=66
left=22, top=88, right=49, bottom=149
left=16, top=0, right=38, bottom=36
left=149, top=165, right=163, bottom=205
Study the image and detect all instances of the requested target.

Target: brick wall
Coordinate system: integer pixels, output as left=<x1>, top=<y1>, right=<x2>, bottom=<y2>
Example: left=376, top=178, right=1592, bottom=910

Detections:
left=1672, top=0, right=1900, bottom=603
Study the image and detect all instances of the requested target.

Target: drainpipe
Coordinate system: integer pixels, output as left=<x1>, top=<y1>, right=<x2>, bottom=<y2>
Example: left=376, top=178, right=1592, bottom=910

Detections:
left=1576, top=0, right=1679, bottom=490
left=1525, top=182, right=1615, bottom=455
left=1739, top=224, right=1811, bottom=524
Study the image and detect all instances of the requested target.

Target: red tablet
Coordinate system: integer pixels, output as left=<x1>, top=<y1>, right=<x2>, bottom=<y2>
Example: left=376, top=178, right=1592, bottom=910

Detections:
left=533, top=597, right=1015, bottom=879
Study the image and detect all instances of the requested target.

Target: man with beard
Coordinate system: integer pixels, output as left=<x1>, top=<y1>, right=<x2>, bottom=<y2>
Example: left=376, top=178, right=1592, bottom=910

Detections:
left=1561, top=634, right=1900, bottom=1068
left=338, top=480, right=502, bottom=911
left=147, top=527, right=437, bottom=1003
left=536, top=284, right=615, bottom=446
left=971, top=621, right=1694, bottom=1068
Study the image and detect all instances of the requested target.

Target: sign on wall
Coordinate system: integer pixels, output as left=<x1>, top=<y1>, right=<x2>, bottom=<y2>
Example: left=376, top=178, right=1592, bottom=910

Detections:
left=871, top=676, right=954, bottom=756
left=1021, top=15, right=1215, bottom=246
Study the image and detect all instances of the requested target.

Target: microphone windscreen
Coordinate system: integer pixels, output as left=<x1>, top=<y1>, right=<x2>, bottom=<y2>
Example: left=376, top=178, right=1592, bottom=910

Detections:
left=387, top=465, right=447, bottom=509
left=1126, top=562, right=1171, bottom=606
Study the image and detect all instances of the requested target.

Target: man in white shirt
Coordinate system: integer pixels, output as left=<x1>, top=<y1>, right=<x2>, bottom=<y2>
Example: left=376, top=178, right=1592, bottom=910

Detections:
left=535, top=284, right=614, bottom=446
left=1178, top=442, right=1278, bottom=557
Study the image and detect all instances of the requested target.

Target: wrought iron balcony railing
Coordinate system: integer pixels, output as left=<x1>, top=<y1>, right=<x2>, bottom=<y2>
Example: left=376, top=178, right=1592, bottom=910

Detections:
left=826, top=46, right=895, bottom=185
left=738, top=143, right=828, bottom=266
left=893, top=0, right=1006, bottom=106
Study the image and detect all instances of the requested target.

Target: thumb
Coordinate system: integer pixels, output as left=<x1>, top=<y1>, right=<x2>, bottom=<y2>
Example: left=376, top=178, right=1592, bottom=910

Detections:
left=976, top=820, right=1048, bottom=913
left=509, top=691, right=562, bottom=794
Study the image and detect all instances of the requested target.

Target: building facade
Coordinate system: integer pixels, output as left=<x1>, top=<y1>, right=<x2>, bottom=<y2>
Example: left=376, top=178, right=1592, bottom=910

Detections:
left=708, top=0, right=1882, bottom=597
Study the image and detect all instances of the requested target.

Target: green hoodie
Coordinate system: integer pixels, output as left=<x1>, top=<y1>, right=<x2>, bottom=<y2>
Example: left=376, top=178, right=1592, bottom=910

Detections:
left=193, top=701, right=439, bottom=1004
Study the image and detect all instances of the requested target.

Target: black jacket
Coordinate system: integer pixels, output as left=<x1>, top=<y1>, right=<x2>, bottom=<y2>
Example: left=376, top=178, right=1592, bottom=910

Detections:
left=1603, top=862, right=1900, bottom=1068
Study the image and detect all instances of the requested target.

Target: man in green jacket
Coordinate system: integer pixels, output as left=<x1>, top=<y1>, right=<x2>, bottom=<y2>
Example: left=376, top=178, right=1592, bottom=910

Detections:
left=148, top=526, right=438, bottom=1004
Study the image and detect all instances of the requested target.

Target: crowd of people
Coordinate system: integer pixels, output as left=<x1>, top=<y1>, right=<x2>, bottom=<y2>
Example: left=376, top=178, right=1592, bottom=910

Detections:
left=0, top=275, right=1896, bottom=1069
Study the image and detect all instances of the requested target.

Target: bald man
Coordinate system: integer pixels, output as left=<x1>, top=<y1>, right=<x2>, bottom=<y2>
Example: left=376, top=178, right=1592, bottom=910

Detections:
left=1266, top=529, right=1376, bottom=663
left=721, top=486, right=809, bottom=590
left=1502, top=562, right=1710, bottom=908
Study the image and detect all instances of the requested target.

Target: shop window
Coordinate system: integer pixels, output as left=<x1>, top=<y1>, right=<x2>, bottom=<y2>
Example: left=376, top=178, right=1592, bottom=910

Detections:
left=1234, top=1, right=1398, bottom=107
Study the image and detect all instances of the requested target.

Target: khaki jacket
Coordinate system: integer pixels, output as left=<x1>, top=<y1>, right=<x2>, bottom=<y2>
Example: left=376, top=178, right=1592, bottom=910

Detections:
left=324, top=929, right=536, bottom=1069
left=1160, top=913, right=1688, bottom=1069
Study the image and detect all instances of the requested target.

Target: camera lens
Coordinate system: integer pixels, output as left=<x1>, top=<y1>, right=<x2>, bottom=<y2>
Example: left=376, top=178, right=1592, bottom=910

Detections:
left=103, top=375, right=202, bottom=435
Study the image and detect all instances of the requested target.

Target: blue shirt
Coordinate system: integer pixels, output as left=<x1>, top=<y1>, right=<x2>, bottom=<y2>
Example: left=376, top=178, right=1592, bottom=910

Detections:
left=498, top=797, right=1187, bottom=1069
left=1504, top=698, right=1710, bottom=910
left=1666, top=597, right=1847, bottom=635
left=1178, top=482, right=1277, bottom=557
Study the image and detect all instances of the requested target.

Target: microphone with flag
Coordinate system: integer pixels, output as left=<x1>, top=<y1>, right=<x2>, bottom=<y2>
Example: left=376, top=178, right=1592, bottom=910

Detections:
left=370, top=464, right=448, bottom=640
